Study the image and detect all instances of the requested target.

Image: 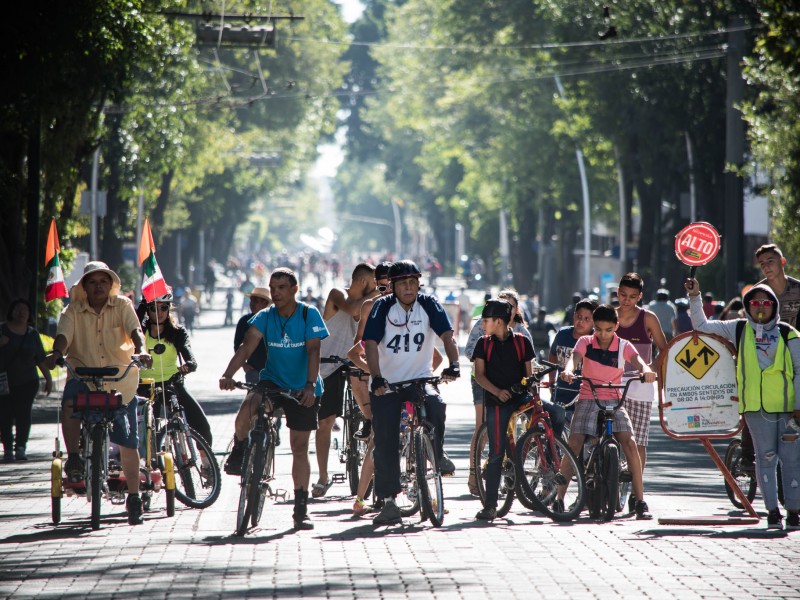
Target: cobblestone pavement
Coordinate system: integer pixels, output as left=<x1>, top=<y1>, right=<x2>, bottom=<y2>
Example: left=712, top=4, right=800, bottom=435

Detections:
left=1, top=305, right=799, bottom=599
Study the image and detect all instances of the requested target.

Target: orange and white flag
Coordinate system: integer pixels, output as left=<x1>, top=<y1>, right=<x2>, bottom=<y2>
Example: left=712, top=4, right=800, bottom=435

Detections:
left=44, top=218, right=68, bottom=302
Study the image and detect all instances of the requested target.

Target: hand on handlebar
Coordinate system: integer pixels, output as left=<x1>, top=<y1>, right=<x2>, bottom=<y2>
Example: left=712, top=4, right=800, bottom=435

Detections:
left=133, top=352, right=153, bottom=369
left=219, top=375, right=237, bottom=391
left=560, top=370, right=575, bottom=384
left=641, top=371, right=656, bottom=383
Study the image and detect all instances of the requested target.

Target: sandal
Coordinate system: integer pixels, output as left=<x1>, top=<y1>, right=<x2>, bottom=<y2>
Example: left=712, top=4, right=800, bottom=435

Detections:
left=468, top=473, right=480, bottom=497
left=311, top=480, right=333, bottom=498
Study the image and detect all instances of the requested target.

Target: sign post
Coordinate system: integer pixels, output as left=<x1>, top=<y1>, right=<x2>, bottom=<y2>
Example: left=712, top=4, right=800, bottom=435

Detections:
left=661, top=222, right=759, bottom=525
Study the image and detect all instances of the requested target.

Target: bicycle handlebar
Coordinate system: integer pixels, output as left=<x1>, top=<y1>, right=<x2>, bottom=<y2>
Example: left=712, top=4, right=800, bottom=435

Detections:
left=386, top=376, right=444, bottom=392
left=232, top=381, right=302, bottom=405
left=571, top=375, right=655, bottom=410
left=57, top=356, right=144, bottom=385
left=321, top=355, right=369, bottom=379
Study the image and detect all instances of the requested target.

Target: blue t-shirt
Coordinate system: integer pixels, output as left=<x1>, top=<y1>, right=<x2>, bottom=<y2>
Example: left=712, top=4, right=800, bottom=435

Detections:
left=549, top=326, right=583, bottom=405
left=248, top=302, right=329, bottom=395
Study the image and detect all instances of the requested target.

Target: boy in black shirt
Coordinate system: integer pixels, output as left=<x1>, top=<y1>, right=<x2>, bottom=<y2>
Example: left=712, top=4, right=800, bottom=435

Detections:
left=472, top=299, right=565, bottom=521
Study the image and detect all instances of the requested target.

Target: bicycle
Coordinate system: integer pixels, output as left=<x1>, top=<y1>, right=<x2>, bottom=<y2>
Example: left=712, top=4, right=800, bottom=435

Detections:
left=568, top=375, right=645, bottom=521
left=472, top=360, right=560, bottom=517
left=320, top=355, right=371, bottom=496
left=508, top=361, right=585, bottom=521
left=385, top=377, right=446, bottom=527
left=145, top=374, right=221, bottom=509
left=52, top=358, right=175, bottom=530
left=231, top=381, right=299, bottom=536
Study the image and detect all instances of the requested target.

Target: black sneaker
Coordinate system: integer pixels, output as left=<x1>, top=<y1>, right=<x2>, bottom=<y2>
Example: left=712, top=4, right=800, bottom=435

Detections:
left=64, top=454, right=84, bottom=481
left=353, top=420, right=372, bottom=441
left=475, top=507, right=497, bottom=521
left=126, top=494, right=144, bottom=525
left=14, top=447, right=27, bottom=461
left=372, top=499, right=402, bottom=525
left=551, top=498, right=565, bottom=514
left=635, top=500, right=653, bottom=520
left=767, top=508, right=783, bottom=530
left=293, top=514, right=314, bottom=530
left=439, top=453, right=456, bottom=476
left=224, top=438, right=247, bottom=476
left=787, top=511, right=799, bottom=531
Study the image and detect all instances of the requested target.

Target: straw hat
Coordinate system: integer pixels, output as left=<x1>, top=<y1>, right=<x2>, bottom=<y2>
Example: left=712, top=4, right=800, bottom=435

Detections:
left=70, top=261, right=122, bottom=301
left=244, top=287, right=271, bottom=302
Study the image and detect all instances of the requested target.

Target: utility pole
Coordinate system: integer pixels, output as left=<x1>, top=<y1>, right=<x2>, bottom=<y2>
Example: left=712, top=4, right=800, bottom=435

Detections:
left=724, top=16, right=746, bottom=298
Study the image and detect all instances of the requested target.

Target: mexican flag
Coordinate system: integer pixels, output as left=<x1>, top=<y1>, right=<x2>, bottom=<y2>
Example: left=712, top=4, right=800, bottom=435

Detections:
left=138, top=217, right=169, bottom=302
left=44, top=218, right=68, bottom=302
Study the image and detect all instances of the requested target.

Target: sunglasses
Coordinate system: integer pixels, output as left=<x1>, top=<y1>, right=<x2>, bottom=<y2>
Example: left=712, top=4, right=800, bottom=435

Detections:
left=147, top=304, right=170, bottom=313
left=748, top=299, right=774, bottom=308
left=377, top=285, right=389, bottom=293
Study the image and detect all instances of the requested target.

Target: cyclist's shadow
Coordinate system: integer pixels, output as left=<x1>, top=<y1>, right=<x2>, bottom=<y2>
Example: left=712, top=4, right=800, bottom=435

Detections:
left=200, top=527, right=296, bottom=545
left=316, top=520, right=429, bottom=541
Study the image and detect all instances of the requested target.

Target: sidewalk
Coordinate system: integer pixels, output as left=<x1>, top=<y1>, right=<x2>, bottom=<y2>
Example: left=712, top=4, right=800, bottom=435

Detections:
left=2, top=304, right=800, bottom=599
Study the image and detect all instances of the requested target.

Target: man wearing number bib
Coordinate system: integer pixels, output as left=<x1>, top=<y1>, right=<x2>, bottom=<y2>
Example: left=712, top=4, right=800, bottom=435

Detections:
left=363, top=260, right=461, bottom=526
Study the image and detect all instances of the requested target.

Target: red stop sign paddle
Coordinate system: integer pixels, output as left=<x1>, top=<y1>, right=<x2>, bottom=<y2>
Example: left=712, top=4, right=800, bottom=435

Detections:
left=675, top=222, right=721, bottom=277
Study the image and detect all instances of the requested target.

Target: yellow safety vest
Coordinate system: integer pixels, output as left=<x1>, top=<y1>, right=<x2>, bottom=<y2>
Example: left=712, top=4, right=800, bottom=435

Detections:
left=736, top=324, right=795, bottom=413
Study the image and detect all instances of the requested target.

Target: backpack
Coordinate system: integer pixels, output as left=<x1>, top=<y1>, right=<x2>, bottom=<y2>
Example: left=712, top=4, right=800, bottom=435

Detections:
left=482, top=332, right=526, bottom=363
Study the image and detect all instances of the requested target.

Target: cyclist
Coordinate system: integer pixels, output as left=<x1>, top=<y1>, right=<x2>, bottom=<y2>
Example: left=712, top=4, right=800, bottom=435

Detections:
left=138, top=290, right=212, bottom=445
left=558, top=303, right=655, bottom=520
left=685, top=277, right=800, bottom=530
left=363, top=260, right=461, bottom=526
left=465, top=288, right=535, bottom=497
left=347, top=262, right=446, bottom=516
left=219, top=267, right=328, bottom=530
left=471, top=299, right=538, bottom=521
left=312, top=263, right=378, bottom=499
left=548, top=298, right=598, bottom=422
left=43, top=261, right=152, bottom=525
left=615, top=272, right=667, bottom=509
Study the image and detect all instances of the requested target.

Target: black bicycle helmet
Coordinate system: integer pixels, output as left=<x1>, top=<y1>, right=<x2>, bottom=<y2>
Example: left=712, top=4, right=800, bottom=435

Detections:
left=482, top=299, right=513, bottom=321
left=375, top=261, right=393, bottom=280
left=388, top=260, right=422, bottom=280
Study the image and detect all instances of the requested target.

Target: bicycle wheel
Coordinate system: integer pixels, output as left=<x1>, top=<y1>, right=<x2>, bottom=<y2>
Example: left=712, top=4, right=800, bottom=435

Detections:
left=585, top=451, right=601, bottom=519
left=601, top=444, right=619, bottom=521
left=724, top=438, right=757, bottom=509
left=90, top=426, right=104, bottom=530
left=346, top=412, right=363, bottom=496
left=248, top=433, right=268, bottom=528
left=473, top=424, right=515, bottom=517
left=616, top=452, right=632, bottom=514
left=235, top=440, right=257, bottom=536
left=414, top=428, right=445, bottom=527
left=169, top=427, right=221, bottom=509
left=252, top=432, right=274, bottom=527
left=397, top=429, right=420, bottom=517
left=515, top=429, right=584, bottom=521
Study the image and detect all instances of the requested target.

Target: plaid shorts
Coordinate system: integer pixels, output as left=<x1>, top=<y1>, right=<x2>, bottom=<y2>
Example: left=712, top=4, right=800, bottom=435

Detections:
left=625, top=399, right=653, bottom=446
left=571, top=398, right=633, bottom=438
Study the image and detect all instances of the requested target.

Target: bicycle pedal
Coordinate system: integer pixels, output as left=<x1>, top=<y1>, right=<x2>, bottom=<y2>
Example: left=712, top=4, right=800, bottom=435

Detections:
left=331, top=473, right=347, bottom=484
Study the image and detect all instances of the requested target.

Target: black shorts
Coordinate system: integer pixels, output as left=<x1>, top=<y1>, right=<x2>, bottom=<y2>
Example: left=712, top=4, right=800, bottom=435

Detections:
left=250, top=380, right=320, bottom=432
left=318, top=368, right=346, bottom=420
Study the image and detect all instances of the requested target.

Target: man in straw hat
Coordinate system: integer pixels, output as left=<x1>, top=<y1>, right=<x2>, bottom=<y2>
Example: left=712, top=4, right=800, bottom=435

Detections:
left=44, top=261, right=153, bottom=525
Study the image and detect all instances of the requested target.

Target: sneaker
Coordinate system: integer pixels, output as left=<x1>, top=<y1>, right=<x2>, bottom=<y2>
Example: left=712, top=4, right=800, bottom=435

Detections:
left=293, top=514, right=314, bottom=530
left=353, top=498, right=369, bottom=517
left=767, top=508, right=784, bottom=530
left=372, top=499, right=402, bottom=525
left=353, top=420, right=372, bottom=441
left=224, top=438, right=247, bottom=476
left=2, top=451, right=13, bottom=463
left=126, top=494, right=144, bottom=525
left=64, top=454, right=84, bottom=481
left=551, top=498, right=565, bottom=514
left=475, top=507, right=497, bottom=521
left=786, top=511, right=799, bottom=531
left=439, top=453, right=456, bottom=476
left=14, top=447, right=27, bottom=461
left=635, top=500, right=653, bottom=520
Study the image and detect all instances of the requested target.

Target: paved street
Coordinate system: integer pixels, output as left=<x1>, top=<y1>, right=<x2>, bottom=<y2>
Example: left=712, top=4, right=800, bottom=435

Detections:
left=2, top=300, right=800, bottom=599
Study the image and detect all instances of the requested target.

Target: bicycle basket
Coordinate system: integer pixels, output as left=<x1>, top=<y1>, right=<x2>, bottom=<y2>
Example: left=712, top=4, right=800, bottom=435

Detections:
left=73, top=391, right=124, bottom=412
